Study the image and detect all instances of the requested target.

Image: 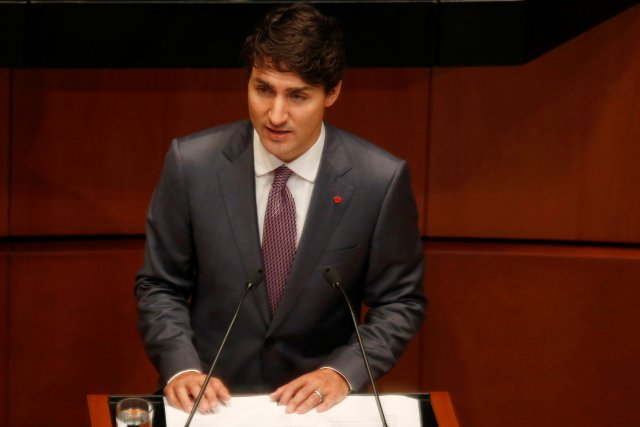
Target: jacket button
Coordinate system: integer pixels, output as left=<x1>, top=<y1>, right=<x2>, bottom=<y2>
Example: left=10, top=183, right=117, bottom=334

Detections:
left=264, top=337, right=275, bottom=348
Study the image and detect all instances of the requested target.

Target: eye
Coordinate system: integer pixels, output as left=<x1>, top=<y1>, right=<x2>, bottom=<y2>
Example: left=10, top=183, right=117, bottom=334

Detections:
left=256, top=85, right=272, bottom=95
left=290, top=93, right=307, bottom=102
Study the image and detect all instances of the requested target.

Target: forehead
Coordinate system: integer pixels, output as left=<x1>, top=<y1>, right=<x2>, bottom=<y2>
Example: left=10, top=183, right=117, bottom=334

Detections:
left=250, top=66, right=318, bottom=91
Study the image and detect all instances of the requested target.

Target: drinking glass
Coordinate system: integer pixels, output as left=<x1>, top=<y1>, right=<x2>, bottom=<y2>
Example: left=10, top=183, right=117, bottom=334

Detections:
left=115, top=397, right=153, bottom=427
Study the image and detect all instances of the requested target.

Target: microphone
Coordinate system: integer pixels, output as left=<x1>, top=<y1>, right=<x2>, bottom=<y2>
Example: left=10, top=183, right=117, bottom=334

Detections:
left=323, top=268, right=388, bottom=427
left=184, top=269, right=264, bottom=427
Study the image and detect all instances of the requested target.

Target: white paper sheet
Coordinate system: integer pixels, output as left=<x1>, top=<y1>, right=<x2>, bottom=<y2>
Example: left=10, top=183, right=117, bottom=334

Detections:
left=163, top=394, right=421, bottom=427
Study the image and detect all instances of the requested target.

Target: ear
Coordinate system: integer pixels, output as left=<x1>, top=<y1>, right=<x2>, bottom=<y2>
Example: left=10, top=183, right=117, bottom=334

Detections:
left=324, top=80, right=342, bottom=107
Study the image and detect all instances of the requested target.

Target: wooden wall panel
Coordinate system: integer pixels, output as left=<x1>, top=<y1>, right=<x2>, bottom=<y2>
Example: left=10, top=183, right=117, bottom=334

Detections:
left=422, top=242, right=640, bottom=427
left=0, top=69, right=8, bottom=237
left=427, top=4, right=640, bottom=242
left=0, top=247, right=7, bottom=427
left=10, top=69, right=247, bottom=236
left=7, top=241, right=156, bottom=427
left=327, top=68, right=430, bottom=231
left=11, top=68, right=429, bottom=237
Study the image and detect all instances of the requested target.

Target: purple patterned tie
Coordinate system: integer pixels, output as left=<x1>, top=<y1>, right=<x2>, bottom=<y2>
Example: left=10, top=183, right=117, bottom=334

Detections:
left=262, top=165, right=297, bottom=314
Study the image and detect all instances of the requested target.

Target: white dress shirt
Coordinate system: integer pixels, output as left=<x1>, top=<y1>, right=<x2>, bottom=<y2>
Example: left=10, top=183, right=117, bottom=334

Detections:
left=253, top=125, right=325, bottom=245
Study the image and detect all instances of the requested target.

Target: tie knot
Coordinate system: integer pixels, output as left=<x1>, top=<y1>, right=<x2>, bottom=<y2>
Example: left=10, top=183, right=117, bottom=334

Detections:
left=272, top=165, right=294, bottom=189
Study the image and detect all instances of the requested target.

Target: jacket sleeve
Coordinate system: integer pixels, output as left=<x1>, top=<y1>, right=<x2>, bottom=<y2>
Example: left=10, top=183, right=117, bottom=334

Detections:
left=135, top=139, right=202, bottom=385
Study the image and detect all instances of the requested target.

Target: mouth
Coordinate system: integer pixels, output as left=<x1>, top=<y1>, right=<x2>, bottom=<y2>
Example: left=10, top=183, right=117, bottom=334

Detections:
left=265, top=126, right=292, bottom=141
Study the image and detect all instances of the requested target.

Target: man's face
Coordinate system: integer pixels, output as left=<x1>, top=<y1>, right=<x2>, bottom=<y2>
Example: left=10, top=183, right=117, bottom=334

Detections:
left=248, top=66, right=341, bottom=163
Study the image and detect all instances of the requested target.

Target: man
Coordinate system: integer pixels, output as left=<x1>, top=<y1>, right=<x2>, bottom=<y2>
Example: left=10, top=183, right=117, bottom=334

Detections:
left=135, top=2, right=426, bottom=416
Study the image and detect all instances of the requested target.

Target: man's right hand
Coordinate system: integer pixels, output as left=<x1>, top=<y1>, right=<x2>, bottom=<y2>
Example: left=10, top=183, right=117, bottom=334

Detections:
left=163, top=371, right=231, bottom=413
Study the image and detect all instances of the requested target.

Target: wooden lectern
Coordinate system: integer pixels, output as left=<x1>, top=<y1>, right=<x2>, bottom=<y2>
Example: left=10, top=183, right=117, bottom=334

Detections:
left=87, top=392, right=460, bottom=427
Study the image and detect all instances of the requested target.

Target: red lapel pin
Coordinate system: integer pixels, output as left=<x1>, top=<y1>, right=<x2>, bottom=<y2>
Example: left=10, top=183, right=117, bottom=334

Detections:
left=333, top=195, right=342, bottom=204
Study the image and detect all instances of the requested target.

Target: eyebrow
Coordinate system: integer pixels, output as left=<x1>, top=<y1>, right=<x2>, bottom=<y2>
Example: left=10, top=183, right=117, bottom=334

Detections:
left=254, top=77, right=312, bottom=93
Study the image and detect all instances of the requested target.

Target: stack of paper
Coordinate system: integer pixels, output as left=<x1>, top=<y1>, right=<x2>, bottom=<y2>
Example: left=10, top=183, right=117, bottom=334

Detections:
left=164, top=394, right=421, bottom=427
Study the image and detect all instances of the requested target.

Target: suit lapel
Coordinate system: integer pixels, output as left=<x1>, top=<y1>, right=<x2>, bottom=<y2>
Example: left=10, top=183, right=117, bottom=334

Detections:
left=217, top=122, right=271, bottom=325
left=269, top=125, right=355, bottom=332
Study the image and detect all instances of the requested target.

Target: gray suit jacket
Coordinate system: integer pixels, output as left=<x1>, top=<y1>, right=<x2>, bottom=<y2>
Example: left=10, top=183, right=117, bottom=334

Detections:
left=135, top=120, right=426, bottom=392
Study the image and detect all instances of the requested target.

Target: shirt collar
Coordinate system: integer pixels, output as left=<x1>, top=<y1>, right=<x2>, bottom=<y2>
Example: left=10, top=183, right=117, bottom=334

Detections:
left=253, top=124, right=325, bottom=183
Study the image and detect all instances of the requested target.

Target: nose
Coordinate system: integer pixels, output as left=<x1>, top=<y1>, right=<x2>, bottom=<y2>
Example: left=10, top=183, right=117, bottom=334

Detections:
left=268, top=97, right=288, bottom=126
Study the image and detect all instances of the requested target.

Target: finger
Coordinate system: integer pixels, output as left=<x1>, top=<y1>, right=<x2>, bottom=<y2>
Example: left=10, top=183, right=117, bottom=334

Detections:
left=269, top=385, right=285, bottom=402
left=210, top=377, right=231, bottom=402
left=276, top=380, right=305, bottom=406
left=188, top=380, right=214, bottom=413
left=294, top=389, right=325, bottom=414
left=286, top=385, right=317, bottom=414
left=201, top=379, right=228, bottom=412
left=278, top=386, right=296, bottom=407
left=202, top=382, right=219, bottom=411
left=316, top=390, right=345, bottom=413
left=175, top=384, right=196, bottom=413
left=163, top=385, right=180, bottom=409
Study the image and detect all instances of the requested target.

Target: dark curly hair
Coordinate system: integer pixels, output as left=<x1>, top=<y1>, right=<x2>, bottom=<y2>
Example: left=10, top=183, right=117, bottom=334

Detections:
left=242, top=2, right=345, bottom=92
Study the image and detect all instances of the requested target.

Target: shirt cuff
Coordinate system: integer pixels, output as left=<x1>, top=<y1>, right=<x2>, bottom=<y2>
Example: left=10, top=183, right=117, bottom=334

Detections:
left=166, top=369, right=202, bottom=385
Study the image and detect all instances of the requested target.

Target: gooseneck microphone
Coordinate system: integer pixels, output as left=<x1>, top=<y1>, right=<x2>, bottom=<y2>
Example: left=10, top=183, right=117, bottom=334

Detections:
left=184, top=269, right=264, bottom=427
left=323, top=268, right=388, bottom=427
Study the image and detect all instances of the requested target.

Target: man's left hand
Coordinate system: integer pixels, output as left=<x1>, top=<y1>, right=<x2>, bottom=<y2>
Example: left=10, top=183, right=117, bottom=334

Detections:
left=270, top=368, right=349, bottom=414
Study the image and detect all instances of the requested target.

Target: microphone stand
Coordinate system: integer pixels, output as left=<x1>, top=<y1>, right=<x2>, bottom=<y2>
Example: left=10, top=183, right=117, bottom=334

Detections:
left=184, top=270, right=263, bottom=427
left=323, top=268, right=388, bottom=427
